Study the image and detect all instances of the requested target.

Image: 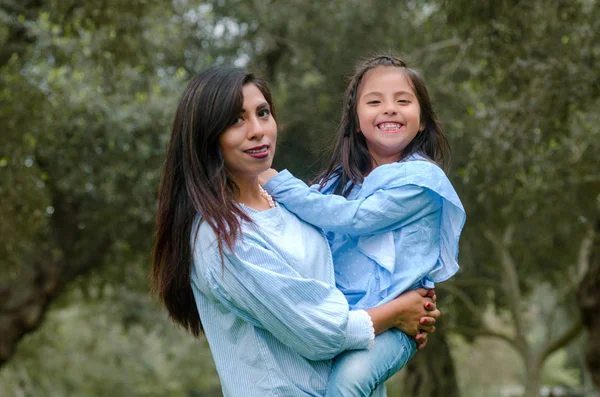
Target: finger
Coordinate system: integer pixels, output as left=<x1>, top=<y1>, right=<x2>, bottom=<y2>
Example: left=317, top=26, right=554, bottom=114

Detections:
left=415, top=332, right=429, bottom=349
left=420, top=316, right=436, bottom=327
left=424, top=301, right=436, bottom=311
left=417, top=339, right=428, bottom=350
left=414, top=288, right=429, bottom=297
left=428, top=308, right=441, bottom=320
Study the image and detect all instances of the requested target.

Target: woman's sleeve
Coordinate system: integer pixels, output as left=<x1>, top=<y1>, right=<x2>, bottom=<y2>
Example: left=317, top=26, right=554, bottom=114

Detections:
left=195, top=234, right=374, bottom=361
left=263, top=170, right=441, bottom=235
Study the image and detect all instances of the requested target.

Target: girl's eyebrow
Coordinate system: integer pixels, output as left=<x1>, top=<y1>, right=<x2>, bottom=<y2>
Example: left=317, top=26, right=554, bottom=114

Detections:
left=363, top=90, right=415, bottom=98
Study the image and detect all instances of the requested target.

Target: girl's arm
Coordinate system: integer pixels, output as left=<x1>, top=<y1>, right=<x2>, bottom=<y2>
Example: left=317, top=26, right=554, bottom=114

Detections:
left=262, top=166, right=447, bottom=236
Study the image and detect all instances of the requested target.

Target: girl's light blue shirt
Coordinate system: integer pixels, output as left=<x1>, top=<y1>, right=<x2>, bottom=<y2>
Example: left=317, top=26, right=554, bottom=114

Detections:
left=190, top=205, right=374, bottom=397
left=264, top=154, right=466, bottom=310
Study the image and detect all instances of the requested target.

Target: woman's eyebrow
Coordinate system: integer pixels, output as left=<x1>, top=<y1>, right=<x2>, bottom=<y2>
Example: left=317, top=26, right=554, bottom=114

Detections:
left=257, top=102, right=270, bottom=110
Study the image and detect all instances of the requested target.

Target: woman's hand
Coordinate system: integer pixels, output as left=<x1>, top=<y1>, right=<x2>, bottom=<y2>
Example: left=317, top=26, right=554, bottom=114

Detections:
left=258, top=168, right=278, bottom=186
left=365, top=288, right=440, bottom=339
left=412, top=289, right=439, bottom=350
left=390, top=288, right=440, bottom=336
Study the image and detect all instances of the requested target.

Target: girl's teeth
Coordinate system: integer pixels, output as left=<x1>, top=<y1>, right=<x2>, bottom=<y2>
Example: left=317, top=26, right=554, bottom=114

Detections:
left=378, top=123, right=401, bottom=131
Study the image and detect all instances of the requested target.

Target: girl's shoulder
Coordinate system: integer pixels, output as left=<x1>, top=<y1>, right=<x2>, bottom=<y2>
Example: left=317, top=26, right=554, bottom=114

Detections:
left=364, top=153, right=447, bottom=190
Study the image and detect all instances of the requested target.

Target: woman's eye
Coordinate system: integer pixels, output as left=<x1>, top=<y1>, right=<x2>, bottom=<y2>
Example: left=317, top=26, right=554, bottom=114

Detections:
left=258, top=109, right=271, bottom=118
left=232, top=116, right=244, bottom=125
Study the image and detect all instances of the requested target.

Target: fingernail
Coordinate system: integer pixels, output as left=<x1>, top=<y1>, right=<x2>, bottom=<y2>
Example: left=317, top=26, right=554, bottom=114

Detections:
left=425, top=302, right=431, bottom=309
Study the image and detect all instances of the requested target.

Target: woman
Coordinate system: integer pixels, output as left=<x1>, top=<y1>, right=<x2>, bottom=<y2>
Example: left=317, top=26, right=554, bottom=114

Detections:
left=151, top=66, right=440, bottom=397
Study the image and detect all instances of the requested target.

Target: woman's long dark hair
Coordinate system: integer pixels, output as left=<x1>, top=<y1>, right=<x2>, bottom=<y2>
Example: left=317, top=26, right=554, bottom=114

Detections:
left=152, top=67, right=276, bottom=336
left=316, top=55, right=450, bottom=196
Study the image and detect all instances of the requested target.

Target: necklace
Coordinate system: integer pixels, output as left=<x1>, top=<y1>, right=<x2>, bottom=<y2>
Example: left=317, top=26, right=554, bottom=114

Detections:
left=259, top=184, right=276, bottom=208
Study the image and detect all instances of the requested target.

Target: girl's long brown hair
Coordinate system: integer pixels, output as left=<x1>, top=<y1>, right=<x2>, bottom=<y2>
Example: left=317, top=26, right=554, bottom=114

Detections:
left=315, top=55, right=450, bottom=196
left=152, top=67, right=276, bottom=336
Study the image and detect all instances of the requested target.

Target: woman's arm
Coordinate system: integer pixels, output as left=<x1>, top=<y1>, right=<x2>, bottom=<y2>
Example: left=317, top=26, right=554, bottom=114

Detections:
left=367, top=288, right=439, bottom=351
left=196, top=233, right=373, bottom=361
left=367, top=288, right=439, bottom=336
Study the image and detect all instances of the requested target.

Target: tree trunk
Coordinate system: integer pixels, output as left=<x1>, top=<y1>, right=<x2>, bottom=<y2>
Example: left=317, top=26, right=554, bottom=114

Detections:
left=522, top=358, right=542, bottom=397
left=0, top=258, right=63, bottom=366
left=403, top=325, right=459, bottom=397
left=0, top=188, right=111, bottom=369
left=578, top=219, right=600, bottom=389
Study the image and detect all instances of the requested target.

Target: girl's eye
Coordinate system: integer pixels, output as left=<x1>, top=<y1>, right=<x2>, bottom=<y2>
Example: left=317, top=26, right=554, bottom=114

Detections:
left=398, top=100, right=410, bottom=104
left=232, top=116, right=244, bottom=125
left=258, top=109, right=271, bottom=118
left=367, top=100, right=380, bottom=105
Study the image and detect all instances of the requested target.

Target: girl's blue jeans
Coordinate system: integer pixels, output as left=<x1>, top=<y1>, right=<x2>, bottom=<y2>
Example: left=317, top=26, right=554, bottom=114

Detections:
left=327, top=328, right=417, bottom=397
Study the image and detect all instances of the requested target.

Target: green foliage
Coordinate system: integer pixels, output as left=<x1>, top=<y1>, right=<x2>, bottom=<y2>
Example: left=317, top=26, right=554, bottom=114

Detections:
left=0, top=285, right=221, bottom=396
left=2, top=0, right=599, bottom=395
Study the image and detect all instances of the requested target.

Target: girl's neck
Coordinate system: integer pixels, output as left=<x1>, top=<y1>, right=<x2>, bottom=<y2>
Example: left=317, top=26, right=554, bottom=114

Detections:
left=368, top=152, right=403, bottom=173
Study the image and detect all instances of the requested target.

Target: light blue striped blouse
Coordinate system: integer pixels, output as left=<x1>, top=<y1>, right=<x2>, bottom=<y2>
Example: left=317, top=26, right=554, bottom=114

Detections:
left=264, top=154, right=466, bottom=310
left=190, top=204, right=374, bottom=397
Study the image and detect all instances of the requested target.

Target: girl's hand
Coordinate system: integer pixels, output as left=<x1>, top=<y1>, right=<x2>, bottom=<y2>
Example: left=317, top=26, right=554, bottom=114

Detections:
left=258, top=168, right=278, bottom=185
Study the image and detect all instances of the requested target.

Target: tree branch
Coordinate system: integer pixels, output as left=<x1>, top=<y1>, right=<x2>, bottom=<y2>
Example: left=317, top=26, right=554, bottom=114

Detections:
left=412, top=37, right=462, bottom=56
left=436, top=283, right=481, bottom=319
left=576, top=226, right=595, bottom=283
left=446, top=325, right=521, bottom=352
left=447, top=277, right=503, bottom=290
left=539, top=319, right=583, bottom=364
left=484, top=225, right=526, bottom=340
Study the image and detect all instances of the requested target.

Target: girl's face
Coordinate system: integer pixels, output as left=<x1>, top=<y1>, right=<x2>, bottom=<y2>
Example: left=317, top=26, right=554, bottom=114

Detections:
left=219, top=83, right=277, bottom=183
left=356, top=66, right=423, bottom=166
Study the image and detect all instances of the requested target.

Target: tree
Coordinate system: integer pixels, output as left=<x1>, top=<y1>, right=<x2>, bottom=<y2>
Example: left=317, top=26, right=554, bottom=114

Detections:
left=578, top=220, right=600, bottom=389
left=438, top=0, right=600, bottom=395
left=0, top=0, right=198, bottom=367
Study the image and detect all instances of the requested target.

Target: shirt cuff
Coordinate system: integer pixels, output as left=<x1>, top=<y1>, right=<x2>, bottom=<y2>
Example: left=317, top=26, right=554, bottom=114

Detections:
left=342, top=310, right=375, bottom=351
left=263, top=169, right=295, bottom=194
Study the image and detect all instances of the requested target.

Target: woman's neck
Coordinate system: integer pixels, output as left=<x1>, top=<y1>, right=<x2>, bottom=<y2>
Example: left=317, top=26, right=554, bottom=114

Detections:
left=232, top=176, right=273, bottom=211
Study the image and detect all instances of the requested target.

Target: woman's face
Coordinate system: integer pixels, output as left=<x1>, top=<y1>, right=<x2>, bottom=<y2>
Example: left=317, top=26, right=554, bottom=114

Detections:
left=219, top=83, right=277, bottom=183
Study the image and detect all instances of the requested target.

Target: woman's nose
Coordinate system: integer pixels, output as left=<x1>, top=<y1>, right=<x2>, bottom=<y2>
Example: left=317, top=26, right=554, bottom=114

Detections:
left=247, top=117, right=265, bottom=140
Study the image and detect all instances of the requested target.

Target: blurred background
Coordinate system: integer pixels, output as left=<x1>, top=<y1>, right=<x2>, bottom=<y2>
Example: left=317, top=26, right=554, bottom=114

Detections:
left=1, top=0, right=599, bottom=396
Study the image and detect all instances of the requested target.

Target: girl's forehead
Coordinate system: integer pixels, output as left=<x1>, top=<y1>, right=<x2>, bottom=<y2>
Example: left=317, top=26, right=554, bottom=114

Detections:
left=358, top=66, right=414, bottom=95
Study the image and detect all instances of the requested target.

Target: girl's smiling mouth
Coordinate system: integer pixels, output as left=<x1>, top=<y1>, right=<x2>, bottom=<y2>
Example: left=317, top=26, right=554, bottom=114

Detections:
left=377, top=122, right=404, bottom=132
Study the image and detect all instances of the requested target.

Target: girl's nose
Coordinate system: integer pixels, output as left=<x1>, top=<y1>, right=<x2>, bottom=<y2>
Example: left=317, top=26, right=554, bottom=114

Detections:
left=383, top=102, right=398, bottom=115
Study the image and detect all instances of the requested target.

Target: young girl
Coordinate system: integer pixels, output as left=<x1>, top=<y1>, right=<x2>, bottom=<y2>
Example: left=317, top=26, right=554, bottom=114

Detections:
left=151, top=66, right=441, bottom=397
left=260, top=55, right=466, bottom=396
